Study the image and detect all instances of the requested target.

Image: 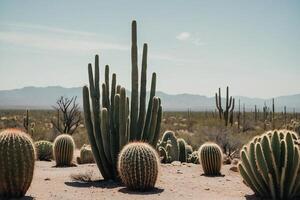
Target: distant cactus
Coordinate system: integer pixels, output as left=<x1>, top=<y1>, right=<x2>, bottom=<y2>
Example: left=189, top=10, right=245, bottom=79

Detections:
left=238, top=130, right=300, bottom=200
left=118, top=142, right=159, bottom=191
left=35, top=140, right=53, bottom=161
left=199, top=143, right=223, bottom=175
left=177, top=138, right=187, bottom=162
left=53, top=134, right=75, bottom=166
left=77, top=144, right=95, bottom=164
left=0, top=129, right=35, bottom=198
left=158, top=146, right=169, bottom=163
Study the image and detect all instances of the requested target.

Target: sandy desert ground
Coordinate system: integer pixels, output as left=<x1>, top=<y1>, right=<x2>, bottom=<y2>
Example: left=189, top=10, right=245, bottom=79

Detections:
left=18, top=160, right=259, bottom=200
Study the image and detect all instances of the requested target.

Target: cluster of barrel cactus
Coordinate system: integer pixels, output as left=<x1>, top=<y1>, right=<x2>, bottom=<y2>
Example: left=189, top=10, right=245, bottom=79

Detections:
left=53, top=134, right=75, bottom=166
left=35, top=140, right=53, bottom=161
left=238, top=129, right=300, bottom=200
left=0, top=129, right=35, bottom=198
left=77, top=144, right=95, bottom=164
left=82, top=20, right=162, bottom=180
left=157, top=131, right=193, bottom=163
left=118, top=142, right=159, bottom=191
left=199, top=142, right=223, bottom=175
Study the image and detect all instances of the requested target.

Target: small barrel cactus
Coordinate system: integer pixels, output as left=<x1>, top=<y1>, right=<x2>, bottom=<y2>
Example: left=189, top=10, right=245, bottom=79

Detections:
left=35, top=140, right=53, bottom=161
left=177, top=138, right=187, bottom=162
left=238, top=130, right=300, bottom=200
left=53, top=134, right=75, bottom=166
left=0, top=129, right=35, bottom=198
left=199, top=142, right=223, bottom=175
left=77, top=144, right=95, bottom=164
left=118, top=142, right=159, bottom=191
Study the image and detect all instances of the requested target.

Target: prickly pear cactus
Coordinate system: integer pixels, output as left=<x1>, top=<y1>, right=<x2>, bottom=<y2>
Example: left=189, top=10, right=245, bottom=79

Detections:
left=35, top=140, right=53, bottom=161
left=53, top=134, right=75, bottom=166
left=199, top=142, right=223, bottom=175
left=118, top=142, right=159, bottom=191
left=0, top=129, right=35, bottom=198
left=238, top=130, right=300, bottom=200
left=77, top=144, right=95, bottom=164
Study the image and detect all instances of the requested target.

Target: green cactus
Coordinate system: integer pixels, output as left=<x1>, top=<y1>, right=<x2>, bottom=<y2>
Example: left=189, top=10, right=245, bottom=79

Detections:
left=158, top=131, right=179, bottom=162
left=158, top=146, right=168, bottom=163
left=178, top=138, right=187, bottom=162
left=238, top=130, right=300, bottom=200
left=0, top=129, right=35, bottom=198
left=82, top=20, right=162, bottom=180
left=77, top=144, right=95, bottom=164
left=199, top=142, right=223, bottom=175
left=186, top=145, right=193, bottom=156
left=53, top=134, right=75, bottom=166
left=118, top=142, right=159, bottom=191
left=35, top=140, right=53, bottom=161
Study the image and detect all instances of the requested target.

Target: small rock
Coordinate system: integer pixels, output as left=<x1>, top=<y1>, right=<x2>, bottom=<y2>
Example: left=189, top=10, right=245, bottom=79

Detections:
left=171, top=161, right=181, bottom=166
left=44, top=178, right=50, bottom=181
left=204, top=188, right=210, bottom=190
left=230, top=166, right=238, bottom=172
left=177, top=170, right=183, bottom=174
left=232, top=158, right=239, bottom=165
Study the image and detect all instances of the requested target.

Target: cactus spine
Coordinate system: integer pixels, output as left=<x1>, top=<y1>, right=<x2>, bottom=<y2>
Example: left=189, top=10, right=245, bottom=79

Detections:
left=118, top=142, right=159, bottom=191
left=238, top=130, right=300, bottom=200
left=199, top=143, right=223, bottom=175
left=82, top=20, right=162, bottom=180
left=77, top=144, right=95, bottom=164
left=35, top=140, right=53, bottom=161
left=53, top=134, right=75, bottom=166
left=0, top=129, right=35, bottom=198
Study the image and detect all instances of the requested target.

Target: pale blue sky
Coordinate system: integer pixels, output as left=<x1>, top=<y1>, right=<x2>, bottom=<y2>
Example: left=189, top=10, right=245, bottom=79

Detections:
left=0, top=0, right=299, bottom=98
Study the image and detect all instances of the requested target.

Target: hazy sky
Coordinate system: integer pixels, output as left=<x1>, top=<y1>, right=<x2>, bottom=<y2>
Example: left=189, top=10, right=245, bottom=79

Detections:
left=0, top=0, right=299, bottom=98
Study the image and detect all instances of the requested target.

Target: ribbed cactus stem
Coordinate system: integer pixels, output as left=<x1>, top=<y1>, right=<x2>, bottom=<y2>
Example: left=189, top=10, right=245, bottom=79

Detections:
left=199, top=143, right=223, bottom=175
left=178, top=138, right=187, bottom=162
left=53, top=134, right=75, bottom=166
left=118, top=142, right=159, bottom=191
left=239, top=130, right=300, bottom=200
left=0, top=129, right=35, bottom=198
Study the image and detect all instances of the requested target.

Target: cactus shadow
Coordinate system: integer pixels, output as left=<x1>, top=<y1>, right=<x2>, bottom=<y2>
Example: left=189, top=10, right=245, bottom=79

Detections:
left=245, top=194, right=260, bottom=200
left=19, top=196, right=34, bottom=200
left=200, top=173, right=225, bottom=177
left=118, top=187, right=164, bottom=195
left=65, top=180, right=120, bottom=189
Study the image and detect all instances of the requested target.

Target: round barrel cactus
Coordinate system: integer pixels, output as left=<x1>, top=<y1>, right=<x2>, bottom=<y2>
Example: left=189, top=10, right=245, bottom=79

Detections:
left=53, top=134, right=75, bottom=166
left=77, top=144, right=95, bottom=164
left=35, top=140, right=53, bottom=161
left=118, top=142, right=159, bottom=191
left=199, top=142, right=223, bottom=175
left=238, top=130, right=300, bottom=200
left=0, top=129, right=35, bottom=198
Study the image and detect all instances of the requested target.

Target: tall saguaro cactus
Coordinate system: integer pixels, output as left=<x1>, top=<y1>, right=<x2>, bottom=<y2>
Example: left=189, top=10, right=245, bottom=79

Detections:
left=215, top=86, right=235, bottom=126
left=82, top=20, right=162, bottom=181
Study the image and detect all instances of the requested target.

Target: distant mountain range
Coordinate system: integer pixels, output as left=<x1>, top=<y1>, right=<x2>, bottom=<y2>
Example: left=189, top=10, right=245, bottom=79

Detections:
left=0, top=86, right=299, bottom=112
